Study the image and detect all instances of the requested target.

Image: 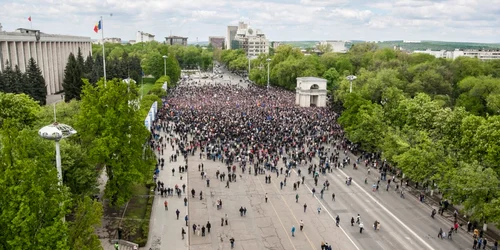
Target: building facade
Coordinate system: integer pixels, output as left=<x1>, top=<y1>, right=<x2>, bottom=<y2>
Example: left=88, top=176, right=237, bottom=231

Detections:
left=103, top=37, right=121, bottom=44
left=413, top=49, right=500, bottom=60
left=295, top=77, right=327, bottom=107
left=319, top=40, right=348, bottom=53
left=209, top=36, right=225, bottom=49
left=0, top=26, right=92, bottom=94
left=233, top=22, right=269, bottom=57
left=165, top=36, right=188, bottom=46
left=226, top=26, right=238, bottom=50
left=137, top=31, right=155, bottom=43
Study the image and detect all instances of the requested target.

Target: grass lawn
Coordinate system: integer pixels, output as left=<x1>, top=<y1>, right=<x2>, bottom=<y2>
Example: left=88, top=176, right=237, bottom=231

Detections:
left=124, top=184, right=150, bottom=219
left=139, top=83, right=155, bottom=96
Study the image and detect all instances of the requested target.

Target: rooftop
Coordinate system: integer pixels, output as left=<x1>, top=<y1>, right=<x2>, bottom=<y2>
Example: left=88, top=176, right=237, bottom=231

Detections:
left=297, top=77, right=327, bottom=82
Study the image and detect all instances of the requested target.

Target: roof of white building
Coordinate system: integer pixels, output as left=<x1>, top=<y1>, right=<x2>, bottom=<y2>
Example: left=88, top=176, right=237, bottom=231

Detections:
left=297, top=77, right=327, bottom=82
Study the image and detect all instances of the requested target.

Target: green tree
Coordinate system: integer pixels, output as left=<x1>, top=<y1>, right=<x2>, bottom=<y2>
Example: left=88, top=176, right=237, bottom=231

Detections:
left=68, top=196, right=103, bottom=250
left=444, top=162, right=500, bottom=224
left=25, top=57, right=47, bottom=105
left=142, top=52, right=180, bottom=82
left=76, top=79, right=154, bottom=206
left=0, top=125, right=69, bottom=250
left=322, top=68, right=340, bottom=91
left=13, top=65, right=25, bottom=94
left=0, top=92, right=40, bottom=129
left=317, top=43, right=332, bottom=53
left=84, top=54, right=95, bottom=83
left=62, top=53, right=84, bottom=101
left=338, top=93, right=386, bottom=151
left=393, top=131, right=445, bottom=183
left=76, top=47, right=85, bottom=71
left=1, top=61, right=16, bottom=93
left=91, top=54, right=104, bottom=84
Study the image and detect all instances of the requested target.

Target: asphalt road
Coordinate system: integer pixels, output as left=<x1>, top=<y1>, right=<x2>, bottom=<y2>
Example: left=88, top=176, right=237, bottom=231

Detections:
left=143, top=69, right=474, bottom=250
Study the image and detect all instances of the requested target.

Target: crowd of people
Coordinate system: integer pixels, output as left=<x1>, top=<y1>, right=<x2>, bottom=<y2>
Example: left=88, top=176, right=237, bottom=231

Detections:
left=147, top=72, right=498, bottom=250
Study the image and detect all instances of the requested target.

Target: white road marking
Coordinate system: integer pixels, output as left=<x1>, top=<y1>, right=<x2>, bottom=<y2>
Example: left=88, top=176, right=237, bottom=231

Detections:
left=295, top=170, right=360, bottom=250
left=338, top=169, right=436, bottom=250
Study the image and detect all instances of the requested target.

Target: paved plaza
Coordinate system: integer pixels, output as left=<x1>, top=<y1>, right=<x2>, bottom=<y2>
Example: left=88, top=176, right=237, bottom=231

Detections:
left=143, top=69, right=476, bottom=250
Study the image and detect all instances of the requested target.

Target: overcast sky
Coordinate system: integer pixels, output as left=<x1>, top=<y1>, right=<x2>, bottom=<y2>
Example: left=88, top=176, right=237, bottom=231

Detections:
left=1, top=0, right=499, bottom=43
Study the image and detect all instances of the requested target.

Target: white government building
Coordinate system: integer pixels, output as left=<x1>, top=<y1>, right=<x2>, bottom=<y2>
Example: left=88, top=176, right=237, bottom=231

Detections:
left=295, top=77, right=327, bottom=107
left=318, top=40, right=348, bottom=53
left=413, top=48, right=500, bottom=60
left=0, top=24, right=92, bottom=94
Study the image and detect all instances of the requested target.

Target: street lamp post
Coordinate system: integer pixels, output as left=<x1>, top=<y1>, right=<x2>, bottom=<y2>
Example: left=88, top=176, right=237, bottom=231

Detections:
left=346, top=75, right=357, bottom=93
left=38, top=106, right=77, bottom=221
left=163, top=55, right=168, bottom=76
left=38, top=123, right=77, bottom=186
left=266, top=58, right=271, bottom=89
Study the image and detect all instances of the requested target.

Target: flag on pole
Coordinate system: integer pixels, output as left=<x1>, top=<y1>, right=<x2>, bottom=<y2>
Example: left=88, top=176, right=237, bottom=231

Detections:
left=28, top=16, right=31, bottom=22
left=93, top=20, right=101, bottom=33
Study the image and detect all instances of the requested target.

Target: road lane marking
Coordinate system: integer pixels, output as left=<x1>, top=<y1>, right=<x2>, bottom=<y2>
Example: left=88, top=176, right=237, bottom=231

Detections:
left=255, top=177, right=297, bottom=250
left=294, top=170, right=360, bottom=250
left=337, top=169, right=436, bottom=250
left=269, top=177, right=316, bottom=250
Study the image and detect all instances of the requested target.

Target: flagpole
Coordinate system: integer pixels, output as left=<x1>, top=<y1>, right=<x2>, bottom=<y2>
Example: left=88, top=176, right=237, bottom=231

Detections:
left=101, top=16, right=107, bottom=87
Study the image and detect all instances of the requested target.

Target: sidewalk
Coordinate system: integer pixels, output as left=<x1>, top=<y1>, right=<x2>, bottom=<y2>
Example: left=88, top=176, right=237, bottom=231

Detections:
left=142, top=128, right=189, bottom=250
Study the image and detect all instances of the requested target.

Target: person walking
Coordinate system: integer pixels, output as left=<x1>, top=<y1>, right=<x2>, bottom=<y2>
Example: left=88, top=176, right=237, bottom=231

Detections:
left=359, top=222, right=364, bottom=234
left=296, top=193, right=299, bottom=203
left=351, top=217, right=355, bottom=226
left=207, top=221, right=211, bottom=233
left=299, top=220, right=304, bottom=231
left=291, top=225, right=296, bottom=237
left=265, top=193, right=268, bottom=203
left=201, top=225, right=206, bottom=237
left=230, top=237, right=235, bottom=248
left=176, top=209, right=180, bottom=220
left=335, top=215, right=340, bottom=227
left=184, top=215, right=189, bottom=226
left=181, top=227, right=186, bottom=240
left=332, top=193, right=335, bottom=201
left=225, top=214, right=228, bottom=225
left=317, top=207, right=321, bottom=214
left=164, top=200, right=168, bottom=211
left=303, top=203, right=307, bottom=213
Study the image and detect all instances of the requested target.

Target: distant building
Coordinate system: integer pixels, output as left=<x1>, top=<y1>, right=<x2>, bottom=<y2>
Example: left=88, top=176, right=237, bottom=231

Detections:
left=209, top=36, right=225, bottom=49
left=403, top=40, right=421, bottom=43
left=272, top=41, right=282, bottom=49
left=165, top=36, right=188, bottom=46
left=0, top=26, right=92, bottom=94
left=413, top=49, right=500, bottom=60
left=137, top=31, right=155, bottom=43
left=226, top=26, right=238, bottom=50
left=233, top=22, right=269, bottom=57
left=103, top=37, right=121, bottom=44
left=318, top=40, right=348, bottom=53
left=128, top=40, right=136, bottom=44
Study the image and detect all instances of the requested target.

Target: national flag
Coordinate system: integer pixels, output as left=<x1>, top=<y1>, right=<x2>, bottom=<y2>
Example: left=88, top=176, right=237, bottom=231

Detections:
left=93, top=20, right=101, bottom=33
left=28, top=16, right=31, bottom=22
